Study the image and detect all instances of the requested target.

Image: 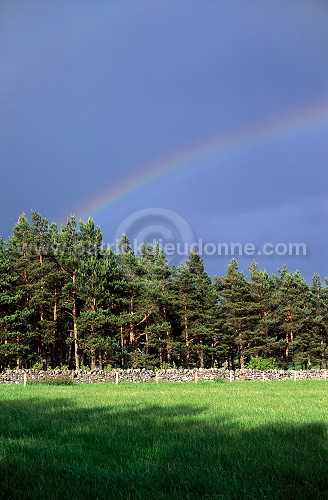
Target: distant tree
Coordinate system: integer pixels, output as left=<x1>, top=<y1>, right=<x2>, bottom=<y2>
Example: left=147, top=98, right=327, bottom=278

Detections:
left=115, top=234, right=144, bottom=364
left=249, top=261, right=280, bottom=360
left=5, top=213, right=40, bottom=367
left=137, top=242, right=174, bottom=367
left=173, top=250, right=219, bottom=367
left=5, top=212, right=66, bottom=368
left=271, top=266, right=311, bottom=368
left=0, top=236, right=28, bottom=368
left=215, top=259, right=258, bottom=368
left=305, top=273, right=328, bottom=368
left=52, top=216, right=81, bottom=368
left=77, top=242, right=123, bottom=369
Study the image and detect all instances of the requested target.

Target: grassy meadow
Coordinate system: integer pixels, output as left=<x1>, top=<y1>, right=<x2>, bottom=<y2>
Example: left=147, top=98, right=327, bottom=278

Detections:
left=0, top=380, right=327, bottom=500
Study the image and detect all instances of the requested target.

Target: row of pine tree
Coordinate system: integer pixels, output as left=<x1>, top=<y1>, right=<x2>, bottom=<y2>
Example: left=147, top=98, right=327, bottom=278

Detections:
left=0, top=211, right=327, bottom=371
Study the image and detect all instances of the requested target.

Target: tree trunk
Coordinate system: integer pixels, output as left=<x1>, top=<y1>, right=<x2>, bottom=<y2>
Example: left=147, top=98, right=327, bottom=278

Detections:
left=53, top=289, right=58, bottom=322
left=72, top=272, right=79, bottom=369
left=129, top=294, right=136, bottom=351
left=230, top=349, right=235, bottom=370
left=238, top=331, right=245, bottom=368
left=184, top=301, right=190, bottom=366
left=120, top=326, right=125, bottom=368
left=307, top=355, right=311, bottom=369
left=90, top=353, right=96, bottom=370
left=166, top=331, right=172, bottom=364
left=199, top=339, right=204, bottom=368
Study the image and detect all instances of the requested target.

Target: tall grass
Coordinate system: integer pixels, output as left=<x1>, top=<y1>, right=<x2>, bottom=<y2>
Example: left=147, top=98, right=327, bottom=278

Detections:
left=0, top=381, right=327, bottom=499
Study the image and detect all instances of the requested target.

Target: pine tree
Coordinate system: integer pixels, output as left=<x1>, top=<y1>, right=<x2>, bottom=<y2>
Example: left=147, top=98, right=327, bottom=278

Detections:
left=305, top=274, right=328, bottom=367
left=0, top=237, right=29, bottom=368
left=5, top=213, right=37, bottom=367
left=52, top=216, right=81, bottom=368
left=173, top=250, right=219, bottom=367
left=272, top=266, right=311, bottom=368
left=215, top=259, right=257, bottom=368
left=249, top=261, right=279, bottom=361
left=6, top=212, right=65, bottom=368
left=27, top=212, right=59, bottom=367
left=77, top=243, right=123, bottom=369
left=137, top=242, right=173, bottom=367
left=115, top=234, right=144, bottom=364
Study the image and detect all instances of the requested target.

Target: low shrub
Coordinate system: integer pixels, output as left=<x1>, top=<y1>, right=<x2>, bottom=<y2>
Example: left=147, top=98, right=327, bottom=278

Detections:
left=246, top=356, right=277, bottom=370
left=28, top=375, right=74, bottom=386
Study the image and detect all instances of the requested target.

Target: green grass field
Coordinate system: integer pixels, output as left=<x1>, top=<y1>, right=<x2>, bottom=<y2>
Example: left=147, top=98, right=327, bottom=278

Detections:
left=0, top=380, right=327, bottom=500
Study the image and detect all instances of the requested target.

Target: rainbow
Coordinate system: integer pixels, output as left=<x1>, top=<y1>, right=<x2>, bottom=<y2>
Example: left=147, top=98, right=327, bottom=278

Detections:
left=79, top=99, right=328, bottom=220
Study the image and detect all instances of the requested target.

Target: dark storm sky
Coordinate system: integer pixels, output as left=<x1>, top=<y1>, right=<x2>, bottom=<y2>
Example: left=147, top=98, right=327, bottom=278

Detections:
left=1, top=0, right=328, bottom=280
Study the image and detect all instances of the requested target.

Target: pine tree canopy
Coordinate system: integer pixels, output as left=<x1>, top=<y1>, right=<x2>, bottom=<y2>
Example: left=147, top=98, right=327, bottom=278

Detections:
left=0, top=212, right=327, bottom=370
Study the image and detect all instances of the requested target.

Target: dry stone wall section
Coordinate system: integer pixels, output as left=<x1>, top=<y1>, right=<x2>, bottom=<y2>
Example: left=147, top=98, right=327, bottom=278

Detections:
left=0, top=368, right=327, bottom=384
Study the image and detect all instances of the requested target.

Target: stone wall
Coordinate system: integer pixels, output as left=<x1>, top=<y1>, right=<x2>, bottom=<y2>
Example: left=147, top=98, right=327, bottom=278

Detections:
left=0, top=368, right=328, bottom=384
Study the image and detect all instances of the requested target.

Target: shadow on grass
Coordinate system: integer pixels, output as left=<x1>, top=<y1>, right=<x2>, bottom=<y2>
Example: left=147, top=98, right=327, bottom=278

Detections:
left=0, top=396, right=327, bottom=500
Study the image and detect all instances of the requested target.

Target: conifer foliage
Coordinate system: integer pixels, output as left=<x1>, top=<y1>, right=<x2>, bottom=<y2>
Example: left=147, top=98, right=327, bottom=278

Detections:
left=0, top=212, right=327, bottom=370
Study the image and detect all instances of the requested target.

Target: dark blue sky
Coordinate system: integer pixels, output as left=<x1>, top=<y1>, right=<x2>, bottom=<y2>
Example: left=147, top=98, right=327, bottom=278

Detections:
left=1, top=0, right=328, bottom=281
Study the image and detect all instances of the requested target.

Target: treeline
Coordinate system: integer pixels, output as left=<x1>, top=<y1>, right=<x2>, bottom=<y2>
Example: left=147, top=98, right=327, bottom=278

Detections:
left=0, top=211, right=327, bottom=371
